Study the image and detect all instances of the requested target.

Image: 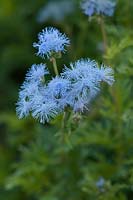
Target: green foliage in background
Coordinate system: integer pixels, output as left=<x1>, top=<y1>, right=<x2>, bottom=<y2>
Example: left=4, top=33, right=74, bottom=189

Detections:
left=0, top=0, right=133, bottom=199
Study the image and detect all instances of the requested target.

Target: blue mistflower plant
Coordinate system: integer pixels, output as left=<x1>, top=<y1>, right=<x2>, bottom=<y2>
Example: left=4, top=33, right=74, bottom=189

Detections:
left=16, top=27, right=114, bottom=124
left=81, top=0, right=116, bottom=17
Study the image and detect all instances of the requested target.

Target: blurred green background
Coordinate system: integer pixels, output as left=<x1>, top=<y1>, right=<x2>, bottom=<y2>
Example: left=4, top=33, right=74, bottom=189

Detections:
left=0, top=0, right=133, bottom=199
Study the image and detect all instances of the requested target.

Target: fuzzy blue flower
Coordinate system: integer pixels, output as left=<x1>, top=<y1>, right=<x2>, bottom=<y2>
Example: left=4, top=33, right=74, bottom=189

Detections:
left=37, top=0, right=75, bottom=23
left=16, top=81, right=39, bottom=119
left=62, top=59, right=114, bottom=112
left=96, top=177, right=105, bottom=188
left=19, top=81, right=39, bottom=99
left=26, top=63, right=49, bottom=83
left=16, top=63, right=55, bottom=123
left=81, top=0, right=116, bottom=17
left=16, top=98, right=31, bottom=119
left=46, top=77, right=71, bottom=110
left=17, top=81, right=60, bottom=123
left=98, top=64, right=115, bottom=85
left=31, top=99, right=59, bottom=123
left=33, top=27, right=70, bottom=58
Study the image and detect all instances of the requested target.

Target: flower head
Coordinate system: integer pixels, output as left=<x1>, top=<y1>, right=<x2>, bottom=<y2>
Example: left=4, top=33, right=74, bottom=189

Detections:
left=16, top=81, right=39, bottom=119
left=98, top=64, right=115, bottom=85
left=16, top=98, right=31, bottom=119
left=37, top=0, right=75, bottom=23
left=46, top=76, right=71, bottom=109
left=96, top=177, right=105, bottom=189
left=26, top=64, right=49, bottom=83
left=31, top=100, right=59, bottom=123
left=62, top=59, right=114, bottom=112
left=33, top=27, right=70, bottom=58
left=81, top=0, right=116, bottom=17
left=16, top=63, right=58, bottom=123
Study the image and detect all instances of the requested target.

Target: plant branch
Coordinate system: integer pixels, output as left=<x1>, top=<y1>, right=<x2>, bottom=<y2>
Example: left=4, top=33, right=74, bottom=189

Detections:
left=51, top=57, right=59, bottom=76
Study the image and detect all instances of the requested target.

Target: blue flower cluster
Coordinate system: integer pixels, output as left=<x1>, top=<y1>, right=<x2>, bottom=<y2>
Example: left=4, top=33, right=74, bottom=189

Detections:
left=33, top=27, right=70, bottom=58
left=17, top=36, right=114, bottom=123
left=16, top=27, right=114, bottom=123
left=37, top=0, right=75, bottom=23
left=81, top=0, right=116, bottom=17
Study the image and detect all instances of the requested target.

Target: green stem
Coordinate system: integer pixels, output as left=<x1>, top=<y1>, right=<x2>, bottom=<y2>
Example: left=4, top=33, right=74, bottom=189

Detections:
left=62, top=111, right=66, bottom=130
left=99, top=17, right=108, bottom=54
left=51, top=57, right=59, bottom=76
